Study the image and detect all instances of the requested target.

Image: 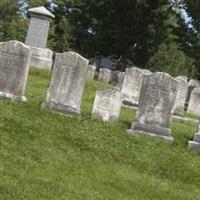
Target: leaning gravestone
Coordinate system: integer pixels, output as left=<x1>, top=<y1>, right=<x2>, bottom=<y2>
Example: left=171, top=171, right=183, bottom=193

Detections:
left=187, top=88, right=200, bottom=116
left=25, top=6, right=55, bottom=69
left=0, top=41, right=31, bottom=101
left=128, top=72, right=178, bottom=141
left=92, top=89, right=121, bottom=122
left=121, top=67, right=152, bottom=107
left=87, top=65, right=96, bottom=80
left=188, top=123, right=200, bottom=152
left=98, top=68, right=111, bottom=83
left=42, top=52, right=89, bottom=116
left=173, top=76, right=188, bottom=117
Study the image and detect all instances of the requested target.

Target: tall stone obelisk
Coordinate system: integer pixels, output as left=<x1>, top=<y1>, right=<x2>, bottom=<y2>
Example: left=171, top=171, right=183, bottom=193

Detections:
left=25, top=6, right=55, bottom=69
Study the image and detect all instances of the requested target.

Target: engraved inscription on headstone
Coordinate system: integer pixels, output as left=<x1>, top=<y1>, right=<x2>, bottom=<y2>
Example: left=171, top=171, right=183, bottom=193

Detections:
left=42, top=52, right=89, bottom=116
left=0, top=41, right=31, bottom=101
left=92, top=89, right=121, bottom=122
left=128, top=72, right=178, bottom=141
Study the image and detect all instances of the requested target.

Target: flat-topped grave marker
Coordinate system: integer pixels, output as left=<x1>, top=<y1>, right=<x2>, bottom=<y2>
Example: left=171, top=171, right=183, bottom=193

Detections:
left=92, top=89, right=121, bottom=122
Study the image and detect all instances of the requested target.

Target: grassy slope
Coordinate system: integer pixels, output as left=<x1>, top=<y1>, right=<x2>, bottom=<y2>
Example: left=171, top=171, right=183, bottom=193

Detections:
left=0, top=68, right=200, bottom=200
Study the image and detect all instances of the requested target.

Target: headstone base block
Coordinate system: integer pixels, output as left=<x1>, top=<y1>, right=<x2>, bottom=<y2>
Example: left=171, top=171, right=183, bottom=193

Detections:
left=129, top=122, right=174, bottom=142
left=41, top=101, right=80, bottom=117
left=0, top=92, right=27, bottom=102
left=188, top=141, right=200, bottom=152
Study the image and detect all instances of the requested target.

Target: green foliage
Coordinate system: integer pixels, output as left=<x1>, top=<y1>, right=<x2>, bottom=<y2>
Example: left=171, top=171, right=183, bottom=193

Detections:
left=0, top=68, right=200, bottom=200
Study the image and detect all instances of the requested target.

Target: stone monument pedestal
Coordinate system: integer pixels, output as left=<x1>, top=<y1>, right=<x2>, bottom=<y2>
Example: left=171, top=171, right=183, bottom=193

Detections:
left=128, top=122, right=174, bottom=142
left=30, top=47, right=53, bottom=69
left=188, top=133, right=200, bottom=152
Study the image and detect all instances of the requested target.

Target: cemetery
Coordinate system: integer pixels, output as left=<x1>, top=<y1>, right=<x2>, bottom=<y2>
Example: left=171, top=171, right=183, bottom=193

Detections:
left=0, top=1, right=200, bottom=200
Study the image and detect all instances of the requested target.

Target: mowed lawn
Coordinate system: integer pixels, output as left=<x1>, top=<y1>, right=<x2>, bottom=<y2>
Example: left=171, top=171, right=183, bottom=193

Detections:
left=0, top=68, right=200, bottom=200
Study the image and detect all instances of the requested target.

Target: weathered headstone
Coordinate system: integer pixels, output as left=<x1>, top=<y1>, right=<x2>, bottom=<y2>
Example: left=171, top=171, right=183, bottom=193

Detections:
left=176, top=75, right=188, bottom=82
left=98, top=68, right=111, bottom=83
left=42, top=52, right=89, bottom=116
left=25, top=6, right=55, bottom=69
left=186, top=79, right=200, bottom=101
left=116, top=72, right=125, bottom=89
left=100, top=57, right=112, bottom=69
left=173, top=76, right=188, bottom=117
left=109, top=71, right=121, bottom=86
left=187, top=88, right=200, bottom=116
left=121, top=67, right=152, bottom=107
left=188, top=123, right=200, bottom=152
left=0, top=41, right=31, bottom=101
left=87, top=65, right=96, bottom=80
left=92, top=89, right=121, bottom=122
left=128, top=72, right=178, bottom=141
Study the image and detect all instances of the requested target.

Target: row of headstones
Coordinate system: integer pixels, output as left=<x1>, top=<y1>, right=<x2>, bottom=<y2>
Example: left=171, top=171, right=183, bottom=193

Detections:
left=0, top=40, right=199, bottom=152
left=97, top=66, right=200, bottom=118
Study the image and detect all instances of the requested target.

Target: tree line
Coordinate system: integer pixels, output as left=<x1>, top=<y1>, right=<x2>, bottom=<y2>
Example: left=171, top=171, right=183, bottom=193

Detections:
left=0, top=0, right=199, bottom=80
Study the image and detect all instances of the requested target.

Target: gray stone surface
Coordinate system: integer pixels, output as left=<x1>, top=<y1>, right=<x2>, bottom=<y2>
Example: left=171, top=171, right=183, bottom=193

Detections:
left=98, top=68, right=111, bottom=83
left=188, top=123, right=200, bottom=152
left=116, top=72, right=125, bottom=89
left=25, top=6, right=54, bottom=48
left=187, top=88, right=200, bottom=116
left=30, top=47, right=53, bottom=69
left=42, top=52, right=89, bottom=116
left=92, top=89, right=121, bottom=122
left=0, top=41, right=31, bottom=101
left=87, top=65, right=96, bottom=80
left=110, top=71, right=120, bottom=86
left=129, top=72, right=178, bottom=141
left=173, top=77, right=188, bottom=117
left=121, top=67, right=152, bottom=107
left=186, top=79, right=200, bottom=101
left=100, top=58, right=112, bottom=69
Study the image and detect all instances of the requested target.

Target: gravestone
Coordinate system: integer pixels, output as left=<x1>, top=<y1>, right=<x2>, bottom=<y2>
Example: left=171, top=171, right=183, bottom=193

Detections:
left=187, top=88, right=200, bottom=116
left=25, top=6, right=55, bottom=69
left=186, top=79, right=200, bottom=101
left=0, top=41, right=31, bottom=101
left=176, top=75, right=188, bottom=82
left=121, top=67, right=152, bottom=107
left=109, top=71, right=121, bottom=86
left=98, top=68, right=111, bottom=83
left=128, top=72, right=178, bottom=141
left=188, top=123, right=200, bottom=152
left=173, top=77, right=188, bottom=117
left=92, top=89, right=121, bottom=122
left=100, top=57, right=112, bottom=69
left=116, top=72, right=125, bottom=89
left=42, top=52, right=89, bottom=116
left=87, top=65, right=96, bottom=80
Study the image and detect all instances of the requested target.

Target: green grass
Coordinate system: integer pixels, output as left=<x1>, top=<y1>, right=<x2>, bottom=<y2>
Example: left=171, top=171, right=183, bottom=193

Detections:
left=184, top=112, right=200, bottom=121
left=0, top=68, right=200, bottom=200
